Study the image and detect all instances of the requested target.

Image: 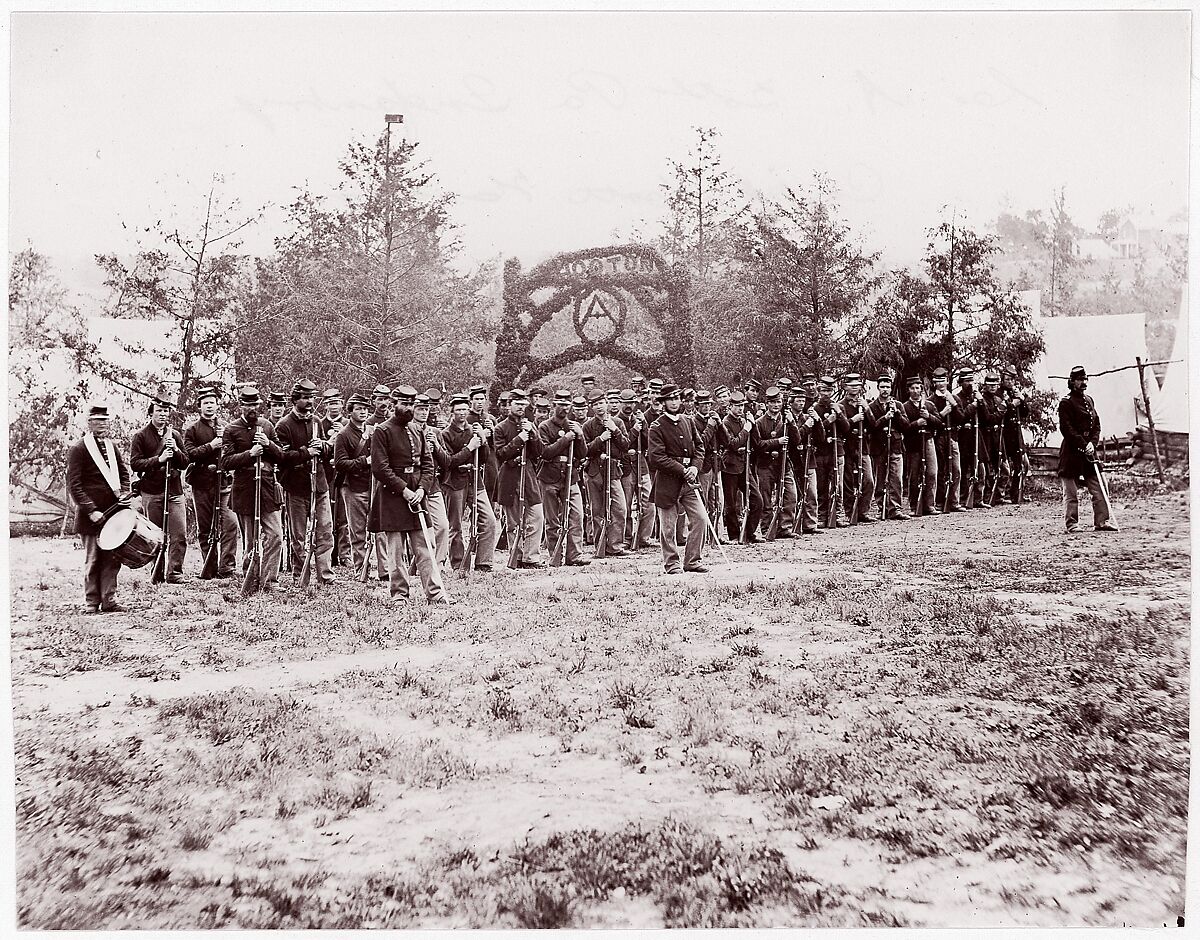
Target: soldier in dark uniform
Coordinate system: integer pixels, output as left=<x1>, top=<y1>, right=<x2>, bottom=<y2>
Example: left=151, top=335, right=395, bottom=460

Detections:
left=467, top=383, right=499, bottom=504
left=752, top=386, right=800, bottom=539
left=999, top=365, right=1031, bottom=503
left=66, top=404, right=132, bottom=612
left=840, top=374, right=876, bottom=524
left=713, top=384, right=731, bottom=417
left=366, top=384, right=392, bottom=428
left=927, top=367, right=962, bottom=512
left=978, top=370, right=1006, bottom=507
left=183, top=385, right=238, bottom=578
left=582, top=390, right=630, bottom=556
left=441, top=393, right=498, bottom=572
left=813, top=375, right=851, bottom=528
left=334, top=392, right=374, bottom=575
left=787, top=383, right=821, bottom=534
left=955, top=367, right=985, bottom=508
left=647, top=384, right=709, bottom=574
left=318, top=388, right=352, bottom=566
left=719, top=391, right=762, bottom=541
left=618, top=389, right=654, bottom=549
left=413, top=393, right=452, bottom=570
left=901, top=376, right=941, bottom=516
left=267, top=391, right=287, bottom=426
left=494, top=388, right=546, bottom=568
left=369, top=385, right=449, bottom=604
left=1058, top=365, right=1118, bottom=533
left=695, top=390, right=727, bottom=538
left=423, top=387, right=446, bottom=429
left=274, top=380, right=336, bottom=587
left=866, top=375, right=909, bottom=520
left=220, top=385, right=285, bottom=589
left=743, top=379, right=763, bottom=418
left=131, top=398, right=191, bottom=582
left=538, top=389, right=590, bottom=565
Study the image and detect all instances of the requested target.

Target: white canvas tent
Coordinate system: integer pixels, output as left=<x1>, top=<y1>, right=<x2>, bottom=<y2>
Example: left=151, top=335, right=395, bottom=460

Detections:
left=1033, top=309, right=1149, bottom=447
left=1150, top=285, right=1189, bottom=434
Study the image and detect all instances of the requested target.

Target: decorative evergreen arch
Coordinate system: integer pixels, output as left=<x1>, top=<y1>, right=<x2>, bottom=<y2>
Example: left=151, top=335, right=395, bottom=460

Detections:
left=493, top=244, right=694, bottom=396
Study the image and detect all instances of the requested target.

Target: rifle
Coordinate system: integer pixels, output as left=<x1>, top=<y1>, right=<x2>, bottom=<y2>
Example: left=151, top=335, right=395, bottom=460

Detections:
left=966, top=398, right=980, bottom=509
left=150, top=430, right=175, bottom=584
left=688, top=478, right=729, bottom=562
left=508, top=448, right=526, bottom=569
left=280, top=497, right=293, bottom=575
left=826, top=405, right=841, bottom=529
left=298, top=419, right=320, bottom=588
left=579, top=460, right=593, bottom=547
left=595, top=437, right=611, bottom=558
left=940, top=421, right=956, bottom=513
left=460, top=443, right=481, bottom=578
left=764, top=415, right=786, bottom=540
left=199, top=473, right=223, bottom=579
left=630, top=429, right=643, bottom=550
left=359, top=472, right=377, bottom=583
left=550, top=437, right=574, bottom=567
left=241, top=455, right=264, bottom=596
left=707, top=447, right=724, bottom=547
left=881, top=409, right=893, bottom=521
left=916, top=427, right=928, bottom=515
left=848, top=403, right=865, bottom=525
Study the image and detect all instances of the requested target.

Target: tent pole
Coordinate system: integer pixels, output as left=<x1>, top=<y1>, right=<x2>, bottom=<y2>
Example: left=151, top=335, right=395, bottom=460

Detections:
left=1136, top=356, right=1166, bottom=482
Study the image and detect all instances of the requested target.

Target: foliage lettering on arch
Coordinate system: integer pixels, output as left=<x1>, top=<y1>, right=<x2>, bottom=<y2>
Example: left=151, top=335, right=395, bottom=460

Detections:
left=493, top=244, right=695, bottom=396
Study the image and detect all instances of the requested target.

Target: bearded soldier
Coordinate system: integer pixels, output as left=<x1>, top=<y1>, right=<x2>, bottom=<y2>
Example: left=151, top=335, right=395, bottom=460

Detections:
left=647, top=384, right=709, bottom=574
left=66, top=404, right=133, bottom=612
left=220, top=386, right=285, bottom=589
left=1058, top=365, right=1119, bottom=533
left=183, top=385, right=238, bottom=578
left=720, top=391, right=762, bottom=541
left=840, top=374, right=876, bottom=524
left=368, top=386, right=449, bottom=605
left=494, top=388, right=546, bottom=568
left=274, top=379, right=336, bottom=587
left=333, top=393, right=375, bottom=575
left=866, top=375, right=909, bottom=520
left=131, top=398, right=191, bottom=582
left=538, top=389, right=590, bottom=566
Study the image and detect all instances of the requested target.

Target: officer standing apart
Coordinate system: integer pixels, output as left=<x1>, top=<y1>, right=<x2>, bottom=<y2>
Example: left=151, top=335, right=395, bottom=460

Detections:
left=1058, top=365, right=1119, bottom=534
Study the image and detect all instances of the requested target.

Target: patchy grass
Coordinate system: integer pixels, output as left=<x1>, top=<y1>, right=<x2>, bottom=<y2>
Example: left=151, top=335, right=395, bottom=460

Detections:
left=11, top=492, right=1190, bottom=927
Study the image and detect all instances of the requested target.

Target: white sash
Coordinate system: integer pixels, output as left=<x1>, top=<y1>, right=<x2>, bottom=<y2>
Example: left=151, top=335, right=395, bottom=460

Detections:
left=84, top=433, right=121, bottom=497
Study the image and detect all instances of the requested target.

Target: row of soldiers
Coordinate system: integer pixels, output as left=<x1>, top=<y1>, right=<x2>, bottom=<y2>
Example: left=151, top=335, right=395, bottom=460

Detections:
left=66, top=365, right=1033, bottom=610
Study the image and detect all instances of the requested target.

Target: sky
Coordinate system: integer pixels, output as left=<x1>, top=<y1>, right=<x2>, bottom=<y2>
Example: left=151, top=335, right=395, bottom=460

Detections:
left=7, top=10, right=1192, bottom=306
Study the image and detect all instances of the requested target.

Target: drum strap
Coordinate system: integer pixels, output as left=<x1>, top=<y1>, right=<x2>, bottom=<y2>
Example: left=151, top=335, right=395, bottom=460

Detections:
left=84, top=433, right=121, bottom=497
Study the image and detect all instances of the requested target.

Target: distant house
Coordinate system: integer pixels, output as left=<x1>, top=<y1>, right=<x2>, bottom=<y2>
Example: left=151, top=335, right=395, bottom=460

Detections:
left=1115, top=218, right=1140, bottom=259
left=1075, top=238, right=1121, bottom=262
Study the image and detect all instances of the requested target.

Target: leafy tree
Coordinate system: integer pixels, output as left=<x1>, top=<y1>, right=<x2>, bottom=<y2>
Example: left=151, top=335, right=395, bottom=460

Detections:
left=240, top=131, right=494, bottom=393
left=95, top=177, right=258, bottom=407
left=737, top=175, right=881, bottom=375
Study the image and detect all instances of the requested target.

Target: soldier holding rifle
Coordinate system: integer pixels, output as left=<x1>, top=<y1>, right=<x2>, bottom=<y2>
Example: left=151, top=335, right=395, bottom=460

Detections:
left=494, top=388, right=547, bottom=568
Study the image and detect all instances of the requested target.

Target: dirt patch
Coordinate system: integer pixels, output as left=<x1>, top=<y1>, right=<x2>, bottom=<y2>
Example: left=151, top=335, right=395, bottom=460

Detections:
left=11, top=492, right=1189, bottom=927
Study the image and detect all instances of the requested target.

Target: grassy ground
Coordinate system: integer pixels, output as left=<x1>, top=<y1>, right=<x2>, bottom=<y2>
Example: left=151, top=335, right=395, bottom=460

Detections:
left=10, top=485, right=1190, bottom=927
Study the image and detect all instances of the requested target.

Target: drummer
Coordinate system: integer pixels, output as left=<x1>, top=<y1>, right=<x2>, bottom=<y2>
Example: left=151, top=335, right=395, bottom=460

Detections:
left=65, top=404, right=132, bottom=613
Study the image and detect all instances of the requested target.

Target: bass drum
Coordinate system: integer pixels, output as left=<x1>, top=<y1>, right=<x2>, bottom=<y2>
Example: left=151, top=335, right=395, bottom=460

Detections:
left=97, top=509, right=163, bottom=569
